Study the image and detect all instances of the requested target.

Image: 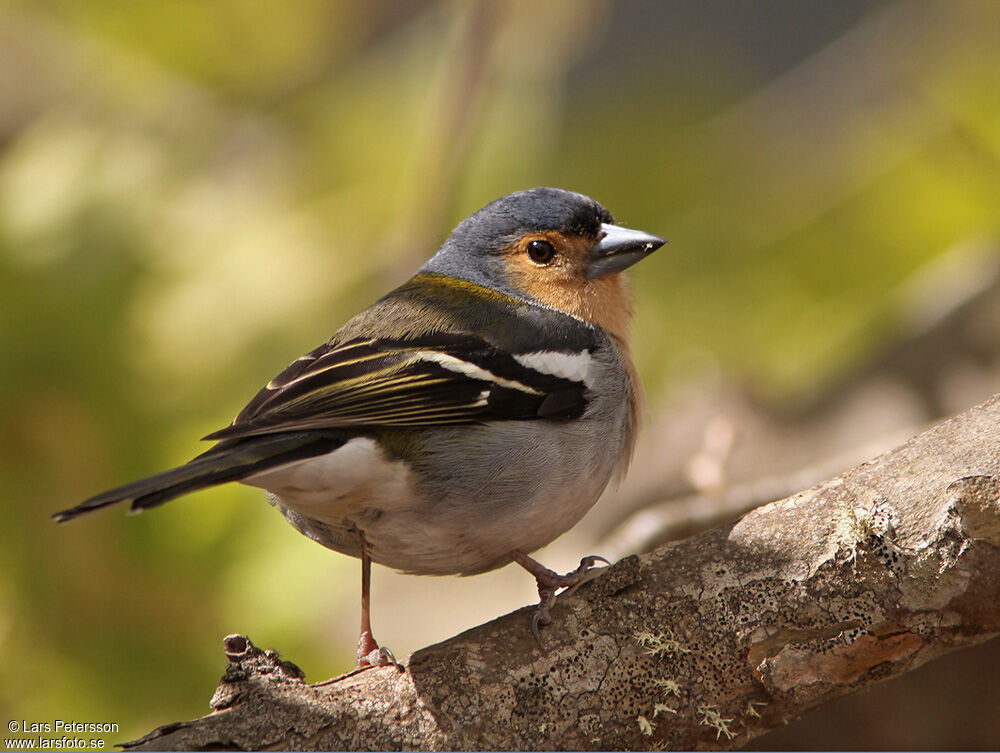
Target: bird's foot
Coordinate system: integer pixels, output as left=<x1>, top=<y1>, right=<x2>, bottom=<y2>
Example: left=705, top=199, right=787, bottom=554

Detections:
left=311, top=639, right=403, bottom=687
left=355, top=630, right=404, bottom=672
left=510, top=550, right=609, bottom=643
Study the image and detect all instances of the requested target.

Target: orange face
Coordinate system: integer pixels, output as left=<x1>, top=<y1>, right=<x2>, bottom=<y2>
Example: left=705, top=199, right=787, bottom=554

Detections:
left=501, top=230, right=633, bottom=343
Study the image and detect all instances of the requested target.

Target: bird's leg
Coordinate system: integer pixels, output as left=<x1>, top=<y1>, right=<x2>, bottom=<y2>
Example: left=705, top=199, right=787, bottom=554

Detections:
left=510, top=549, right=609, bottom=642
left=354, top=537, right=402, bottom=671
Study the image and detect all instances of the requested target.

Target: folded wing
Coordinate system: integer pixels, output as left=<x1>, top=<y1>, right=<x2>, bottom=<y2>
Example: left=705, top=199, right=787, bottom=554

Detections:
left=205, top=332, right=589, bottom=440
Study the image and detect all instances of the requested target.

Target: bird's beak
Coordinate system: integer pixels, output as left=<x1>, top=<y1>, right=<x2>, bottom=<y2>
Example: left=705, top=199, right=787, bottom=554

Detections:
left=585, top=223, right=666, bottom=279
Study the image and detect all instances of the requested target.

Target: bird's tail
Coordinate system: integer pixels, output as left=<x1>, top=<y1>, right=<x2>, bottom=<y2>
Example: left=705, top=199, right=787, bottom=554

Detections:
left=53, top=431, right=348, bottom=522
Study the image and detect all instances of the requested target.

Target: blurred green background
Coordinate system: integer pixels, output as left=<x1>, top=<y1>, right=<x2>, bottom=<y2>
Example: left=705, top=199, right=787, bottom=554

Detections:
left=2, top=0, right=999, bottom=748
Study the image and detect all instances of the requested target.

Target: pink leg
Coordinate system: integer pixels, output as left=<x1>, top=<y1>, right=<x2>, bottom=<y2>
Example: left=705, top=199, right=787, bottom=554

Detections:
left=510, top=549, right=608, bottom=642
left=354, top=539, right=402, bottom=671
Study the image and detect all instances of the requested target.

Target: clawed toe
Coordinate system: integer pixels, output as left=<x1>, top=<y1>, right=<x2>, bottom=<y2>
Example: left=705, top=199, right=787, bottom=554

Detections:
left=358, top=645, right=404, bottom=672
left=356, top=628, right=404, bottom=673
left=511, top=550, right=610, bottom=643
left=560, top=555, right=610, bottom=597
left=530, top=604, right=550, bottom=643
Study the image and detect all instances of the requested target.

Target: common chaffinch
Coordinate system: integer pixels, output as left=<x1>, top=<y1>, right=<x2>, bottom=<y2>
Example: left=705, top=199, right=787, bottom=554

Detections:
left=55, top=187, right=665, bottom=669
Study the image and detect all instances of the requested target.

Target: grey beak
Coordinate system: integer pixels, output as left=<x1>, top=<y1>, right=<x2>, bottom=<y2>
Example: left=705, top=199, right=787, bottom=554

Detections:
left=586, top=223, right=666, bottom=279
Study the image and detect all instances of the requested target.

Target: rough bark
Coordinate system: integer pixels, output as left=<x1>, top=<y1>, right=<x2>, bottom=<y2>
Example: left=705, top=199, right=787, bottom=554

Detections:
left=123, top=394, right=1000, bottom=751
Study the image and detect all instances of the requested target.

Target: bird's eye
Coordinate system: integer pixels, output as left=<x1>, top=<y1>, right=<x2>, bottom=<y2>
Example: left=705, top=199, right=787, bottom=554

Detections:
left=526, top=239, right=556, bottom=264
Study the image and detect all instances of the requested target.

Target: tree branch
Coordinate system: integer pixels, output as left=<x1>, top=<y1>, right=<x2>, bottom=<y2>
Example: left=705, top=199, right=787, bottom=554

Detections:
left=600, top=430, right=915, bottom=561
left=123, top=394, right=1000, bottom=751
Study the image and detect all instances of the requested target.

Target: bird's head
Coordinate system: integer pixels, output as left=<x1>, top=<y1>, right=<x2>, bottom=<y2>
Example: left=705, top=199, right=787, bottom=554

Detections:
left=422, top=187, right=664, bottom=339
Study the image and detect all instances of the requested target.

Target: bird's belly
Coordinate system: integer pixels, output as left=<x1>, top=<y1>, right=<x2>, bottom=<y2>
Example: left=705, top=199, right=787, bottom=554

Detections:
left=242, top=417, right=627, bottom=576
left=242, top=436, right=416, bottom=516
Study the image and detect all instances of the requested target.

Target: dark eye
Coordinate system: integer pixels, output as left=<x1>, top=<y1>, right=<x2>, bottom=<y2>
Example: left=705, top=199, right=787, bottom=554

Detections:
left=526, top=239, right=556, bottom=264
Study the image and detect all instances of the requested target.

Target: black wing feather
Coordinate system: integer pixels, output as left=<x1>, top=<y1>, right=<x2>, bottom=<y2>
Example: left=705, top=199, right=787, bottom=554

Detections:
left=205, top=334, right=588, bottom=440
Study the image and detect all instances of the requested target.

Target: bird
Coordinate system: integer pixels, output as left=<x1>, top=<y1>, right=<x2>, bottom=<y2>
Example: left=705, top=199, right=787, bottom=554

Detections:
left=54, top=187, right=665, bottom=670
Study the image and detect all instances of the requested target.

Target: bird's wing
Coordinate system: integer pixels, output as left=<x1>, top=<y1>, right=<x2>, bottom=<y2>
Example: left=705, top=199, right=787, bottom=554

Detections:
left=204, top=332, right=590, bottom=440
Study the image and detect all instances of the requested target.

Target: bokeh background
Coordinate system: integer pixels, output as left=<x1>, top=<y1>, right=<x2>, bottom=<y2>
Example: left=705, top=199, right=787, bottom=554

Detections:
left=2, top=0, right=999, bottom=749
